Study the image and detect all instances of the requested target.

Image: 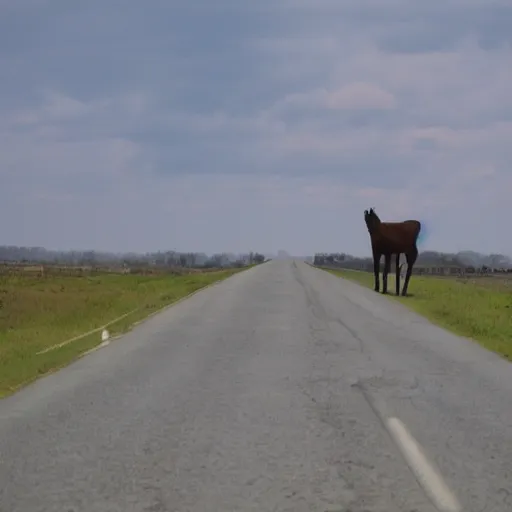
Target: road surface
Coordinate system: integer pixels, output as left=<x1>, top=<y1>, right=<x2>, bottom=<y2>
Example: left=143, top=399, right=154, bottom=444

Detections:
left=1, top=260, right=512, bottom=511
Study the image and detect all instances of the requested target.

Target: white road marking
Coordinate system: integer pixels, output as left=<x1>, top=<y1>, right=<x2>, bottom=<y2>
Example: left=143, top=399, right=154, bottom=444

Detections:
left=386, top=417, right=461, bottom=512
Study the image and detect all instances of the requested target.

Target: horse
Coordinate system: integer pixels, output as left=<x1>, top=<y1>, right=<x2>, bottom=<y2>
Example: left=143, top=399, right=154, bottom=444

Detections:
left=364, top=208, right=421, bottom=296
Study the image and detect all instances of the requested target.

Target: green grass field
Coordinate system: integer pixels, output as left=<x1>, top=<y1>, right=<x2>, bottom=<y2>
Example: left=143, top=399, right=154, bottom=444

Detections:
left=0, top=267, right=249, bottom=398
left=320, top=267, right=512, bottom=361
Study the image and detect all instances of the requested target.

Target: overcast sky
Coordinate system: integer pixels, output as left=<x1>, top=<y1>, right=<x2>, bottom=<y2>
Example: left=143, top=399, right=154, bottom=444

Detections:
left=1, top=0, right=511, bottom=256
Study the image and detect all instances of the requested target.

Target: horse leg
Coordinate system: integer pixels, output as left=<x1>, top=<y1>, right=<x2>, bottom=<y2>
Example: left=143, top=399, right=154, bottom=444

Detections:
left=373, top=251, right=380, bottom=292
left=382, top=253, right=391, bottom=294
left=395, top=253, right=401, bottom=296
left=402, top=245, right=418, bottom=296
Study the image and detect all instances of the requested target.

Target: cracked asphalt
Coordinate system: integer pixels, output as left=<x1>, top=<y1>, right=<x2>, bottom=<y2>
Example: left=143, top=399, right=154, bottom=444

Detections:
left=1, top=260, right=512, bottom=511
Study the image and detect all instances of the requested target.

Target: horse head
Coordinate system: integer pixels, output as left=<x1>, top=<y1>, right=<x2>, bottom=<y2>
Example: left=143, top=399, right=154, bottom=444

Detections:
left=364, top=207, right=379, bottom=233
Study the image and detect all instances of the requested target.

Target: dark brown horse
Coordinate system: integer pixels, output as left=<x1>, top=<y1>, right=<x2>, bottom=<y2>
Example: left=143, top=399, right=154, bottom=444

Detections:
left=364, top=208, right=421, bottom=296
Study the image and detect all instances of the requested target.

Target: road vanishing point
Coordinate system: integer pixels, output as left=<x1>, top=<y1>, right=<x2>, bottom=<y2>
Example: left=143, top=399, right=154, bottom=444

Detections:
left=1, top=260, right=512, bottom=511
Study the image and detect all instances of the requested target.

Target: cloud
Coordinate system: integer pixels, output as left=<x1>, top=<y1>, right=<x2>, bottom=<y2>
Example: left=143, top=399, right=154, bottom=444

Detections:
left=273, top=82, right=396, bottom=112
left=1, top=0, right=511, bottom=256
left=324, top=83, right=396, bottom=110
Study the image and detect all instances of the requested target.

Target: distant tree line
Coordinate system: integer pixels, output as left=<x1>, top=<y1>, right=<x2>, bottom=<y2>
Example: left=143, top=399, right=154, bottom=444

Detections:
left=313, top=250, right=512, bottom=272
left=0, top=246, right=266, bottom=269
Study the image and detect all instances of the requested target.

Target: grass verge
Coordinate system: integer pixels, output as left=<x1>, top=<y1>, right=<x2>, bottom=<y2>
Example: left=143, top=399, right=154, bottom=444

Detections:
left=319, top=267, right=512, bottom=361
left=0, top=266, right=250, bottom=398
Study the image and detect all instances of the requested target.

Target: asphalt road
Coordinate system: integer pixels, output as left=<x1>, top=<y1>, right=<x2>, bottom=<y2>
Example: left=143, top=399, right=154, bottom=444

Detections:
left=1, top=260, right=512, bottom=512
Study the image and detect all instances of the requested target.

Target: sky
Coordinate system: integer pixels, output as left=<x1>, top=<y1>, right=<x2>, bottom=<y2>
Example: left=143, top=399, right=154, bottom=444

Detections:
left=1, top=0, right=511, bottom=257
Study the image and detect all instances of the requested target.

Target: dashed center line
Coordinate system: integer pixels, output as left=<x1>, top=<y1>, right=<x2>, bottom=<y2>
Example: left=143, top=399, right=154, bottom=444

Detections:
left=385, top=416, right=461, bottom=512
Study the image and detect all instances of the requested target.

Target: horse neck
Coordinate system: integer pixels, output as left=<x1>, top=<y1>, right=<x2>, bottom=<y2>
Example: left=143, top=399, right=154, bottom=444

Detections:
left=368, top=224, right=381, bottom=236
left=370, top=217, right=381, bottom=233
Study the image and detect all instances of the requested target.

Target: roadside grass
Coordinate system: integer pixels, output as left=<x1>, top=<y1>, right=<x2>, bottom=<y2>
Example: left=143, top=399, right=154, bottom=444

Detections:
left=0, top=267, right=250, bottom=398
left=319, top=267, right=512, bottom=361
